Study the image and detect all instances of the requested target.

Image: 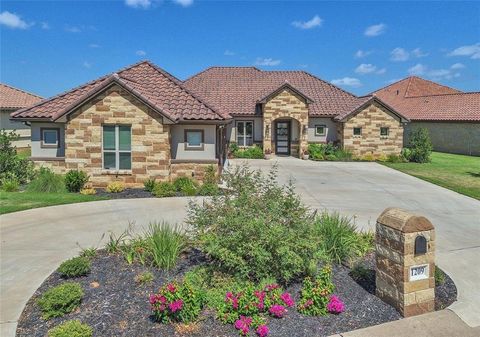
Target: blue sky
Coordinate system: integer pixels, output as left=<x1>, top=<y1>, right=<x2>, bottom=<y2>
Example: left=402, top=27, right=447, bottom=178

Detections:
left=1, top=0, right=479, bottom=98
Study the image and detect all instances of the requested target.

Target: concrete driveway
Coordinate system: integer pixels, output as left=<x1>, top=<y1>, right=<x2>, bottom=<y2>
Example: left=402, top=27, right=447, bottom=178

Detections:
left=0, top=197, right=195, bottom=336
left=230, top=157, right=480, bottom=327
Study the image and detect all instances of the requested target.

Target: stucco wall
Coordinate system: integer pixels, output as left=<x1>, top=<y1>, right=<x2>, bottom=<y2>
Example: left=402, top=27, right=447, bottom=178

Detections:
left=228, top=117, right=263, bottom=143
left=342, top=102, right=404, bottom=158
left=404, top=122, right=480, bottom=156
left=171, top=124, right=216, bottom=160
left=1, top=109, right=31, bottom=148
left=30, top=122, right=65, bottom=158
left=308, top=117, right=338, bottom=143
left=263, top=89, right=309, bottom=157
left=64, top=84, right=171, bottom=187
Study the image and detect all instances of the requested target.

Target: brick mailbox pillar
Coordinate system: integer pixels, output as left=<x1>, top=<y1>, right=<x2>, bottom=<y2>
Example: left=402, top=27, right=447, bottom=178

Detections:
left=375, top=207, right=435, bottom=317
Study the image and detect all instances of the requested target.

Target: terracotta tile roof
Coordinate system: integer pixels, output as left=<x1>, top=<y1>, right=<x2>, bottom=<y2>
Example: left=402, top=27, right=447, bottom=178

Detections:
left=11, top=61, right=225, bottom=122
left=372, top=76, right=480, bottom=121
left=0, top=83, right=42, bottom=109
left=183, top=67, right=370, bottom=118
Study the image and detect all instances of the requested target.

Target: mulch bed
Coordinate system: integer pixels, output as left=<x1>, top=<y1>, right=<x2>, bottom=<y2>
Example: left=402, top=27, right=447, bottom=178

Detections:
left=95, top=188, right=154, bottom=199
left=16, top=250, right=456, bottom=337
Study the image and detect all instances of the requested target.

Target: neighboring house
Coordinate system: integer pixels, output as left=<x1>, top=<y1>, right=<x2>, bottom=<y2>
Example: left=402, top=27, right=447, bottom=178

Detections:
left=0, top=83, right=42, bottom=148
left=11, top=61, right=408, bottom=187
left=373, top=77, right=480, bottom=156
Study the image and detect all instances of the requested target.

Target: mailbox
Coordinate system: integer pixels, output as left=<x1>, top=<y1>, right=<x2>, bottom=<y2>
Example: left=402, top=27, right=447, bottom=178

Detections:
left=375, top=208, right=435, bottom=317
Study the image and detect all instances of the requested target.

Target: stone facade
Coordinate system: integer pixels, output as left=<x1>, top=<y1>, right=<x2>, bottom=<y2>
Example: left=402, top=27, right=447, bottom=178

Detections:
left=375, top=208, right=435, bottom=317
left=31, top=158, right=66, bottom=173
left=170, top=161, right=219, bottom=182
left=64, top=85, right=171, bottom=188
left=341, top=102, right=404, bottom=158
left=262, top=89, right=309, bottom=158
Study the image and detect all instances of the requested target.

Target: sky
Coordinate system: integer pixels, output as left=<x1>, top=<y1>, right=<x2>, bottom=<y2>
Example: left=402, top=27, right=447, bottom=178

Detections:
left=1, top=0, right=479, bottom=98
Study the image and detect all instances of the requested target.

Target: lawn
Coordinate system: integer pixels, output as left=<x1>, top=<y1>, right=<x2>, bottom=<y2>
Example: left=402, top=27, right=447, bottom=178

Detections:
left=0, top=191, right=108, bottom=215
left=382, top=152, right=480, bottom=200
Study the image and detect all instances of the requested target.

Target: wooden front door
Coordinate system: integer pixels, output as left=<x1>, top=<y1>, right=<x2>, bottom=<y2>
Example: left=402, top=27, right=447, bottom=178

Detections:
left=275, top=121, right=291, bottom=155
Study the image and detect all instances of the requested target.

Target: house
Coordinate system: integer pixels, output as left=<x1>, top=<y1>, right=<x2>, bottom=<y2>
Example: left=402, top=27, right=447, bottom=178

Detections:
left=372, top=77, right=480, bottom=156
left=11, top=61, right=408, bottom=187
left=0, top=83, right=42, bottom=148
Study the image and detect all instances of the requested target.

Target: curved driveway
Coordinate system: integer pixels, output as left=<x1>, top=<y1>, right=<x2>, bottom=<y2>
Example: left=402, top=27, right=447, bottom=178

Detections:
left=0, top=197, right=195, bottom=336
left=1, top=158, right=480, bottom=336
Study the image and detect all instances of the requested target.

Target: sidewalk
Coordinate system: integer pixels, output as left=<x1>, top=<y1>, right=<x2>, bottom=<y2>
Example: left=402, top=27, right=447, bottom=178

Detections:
left=330, top=310, right=480, bottom=337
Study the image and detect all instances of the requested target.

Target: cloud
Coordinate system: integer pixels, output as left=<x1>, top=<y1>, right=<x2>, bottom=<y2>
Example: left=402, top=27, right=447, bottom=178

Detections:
left=89, top=43, right=100, bottom=48
left=136, top=50, right=147, bottom=56
left=65, top=25, right=82, bottom=33
left=254, top=58, right=281, bottom=66
left=331, top=77, right=362, bottom=87
left=408, top=63, right=462, bottom=80
left=390, top=48, right=409, bottom=62
left=292, top=15, right=323, bottom=30
left=354, top=50, right=372, bottom=58
left=173, top=0, right=194, bottom=7
left=125, top=0, right=151, bottom=8
left=408, top=63, right=427, bottom=75
left=448, top=43, right=480, bottom=59
left=224, top=50, right=235, bottom=56
left=0, top=11, right=29, bottom=29
left=376, top=68, right=386, bottom=75
left=450, top=63, right=465, bottom=70
left=355, top=63, right=377, bottom=74
left=83, top=61, right=92, bottom=69
left=364, top=23, right=386, bottom=37
left=40, top=22, right=50, bottom=29
left=412, top=48, right=428, bottom=58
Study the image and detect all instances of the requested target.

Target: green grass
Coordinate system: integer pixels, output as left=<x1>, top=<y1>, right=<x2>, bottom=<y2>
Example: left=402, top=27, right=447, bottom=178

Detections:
left=16, top=147, right=31, bottom=159
left=0, top=191, right=108, bottom=215
left=382, top=152, right=480, bottom=200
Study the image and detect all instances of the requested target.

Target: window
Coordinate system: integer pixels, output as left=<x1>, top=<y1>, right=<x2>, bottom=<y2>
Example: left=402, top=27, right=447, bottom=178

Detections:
left=380, top=127, right=389, bottom=137
left=41, top=128, right=60, bottom=148
left=236, top=121, right=253, bottom=147
left=353, top=127, right=362, bottom=136
left=184, top=129, right=204, bottom=150
left=103, top=125, right=131, bottom=170
left=314, top=124, right=326, bottom=136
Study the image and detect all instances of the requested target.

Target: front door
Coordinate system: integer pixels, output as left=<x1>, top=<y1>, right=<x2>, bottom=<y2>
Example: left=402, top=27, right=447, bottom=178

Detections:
left=275, top=121, right=291, bottom=155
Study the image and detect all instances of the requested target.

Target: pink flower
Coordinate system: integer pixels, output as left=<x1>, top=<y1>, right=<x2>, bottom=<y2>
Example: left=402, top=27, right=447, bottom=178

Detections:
left=169, top=299, right=183, bottom=313
left=234, top=316, right=252, bottom=336
left=280, top=292, right=295, bottom=307
left=269, top=304, right=286, bottom=318
left=255, top=290, right=266, bottom=310
left=225, top=292, right=239, bottom=310
left=149, top=294, right=156, bottom=304
left=327, top=295, right=345, bottom=314
left=256, top=324, right=269, bottom=337
left=166, top=283, right=176, bottom=293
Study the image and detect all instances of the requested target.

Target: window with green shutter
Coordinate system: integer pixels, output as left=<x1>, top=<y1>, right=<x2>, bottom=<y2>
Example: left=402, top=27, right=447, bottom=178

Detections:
left=102, top=125, right=131, bottom=170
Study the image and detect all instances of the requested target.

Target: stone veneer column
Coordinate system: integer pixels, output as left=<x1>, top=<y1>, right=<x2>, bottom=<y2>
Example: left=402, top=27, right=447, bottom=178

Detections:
left=262, top=89, right=309, bottom=158
left=375, top=207, right=436, bottom=317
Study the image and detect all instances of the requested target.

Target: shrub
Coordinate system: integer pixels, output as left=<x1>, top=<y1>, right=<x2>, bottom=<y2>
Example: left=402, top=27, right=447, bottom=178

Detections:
left=106, top=181, right=125, bottom=193
left=145, top=221, right=185, bottom=270
left=386, top=153, right=405, bottom=163
left=216, top=282, right=294, bottom=334
left=79, top=247, right=97, bottom=259
left=153, top=182, right=176, bottom=197
left=0, top=130, right=35, bottom=184
left=150, top=280, right=205, bottom=323
left=435, top=265, right=446, bottom=286
left=144, top=178, right=157, bottom=192
left=401, top=148, right=412, bottom=161
left=308, top=143, right=351, bottom=161
left=325, top=154, right=337, bottom=161
left=48, top=320, right=93, bottom=337
left=203, top=165, right=218, bottom=185
left=197, top=183, right=219, bottom=196
left=407, top=127, right=432, bottom=163
left=38, top=282, right=84, bottom=319
left=135, top=271, right=154, bottom=285
left=1, top=176, right=19, bottom=192
left=233, top=145, right=264, bottom=159
left=27, top=167, right=65, bottom=193
left=314, top=212, right=369, bottom=264
left=80, top=188, right=96, bottom=195
left=188, top=165, right=317, bottom=284
left=297, top=265, right=335, bottom=316
left=173, top=177, right=198, bottom=196
left=58, top=257, right=91, bottom=278
left=65, top=170, right=89, bottom=192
